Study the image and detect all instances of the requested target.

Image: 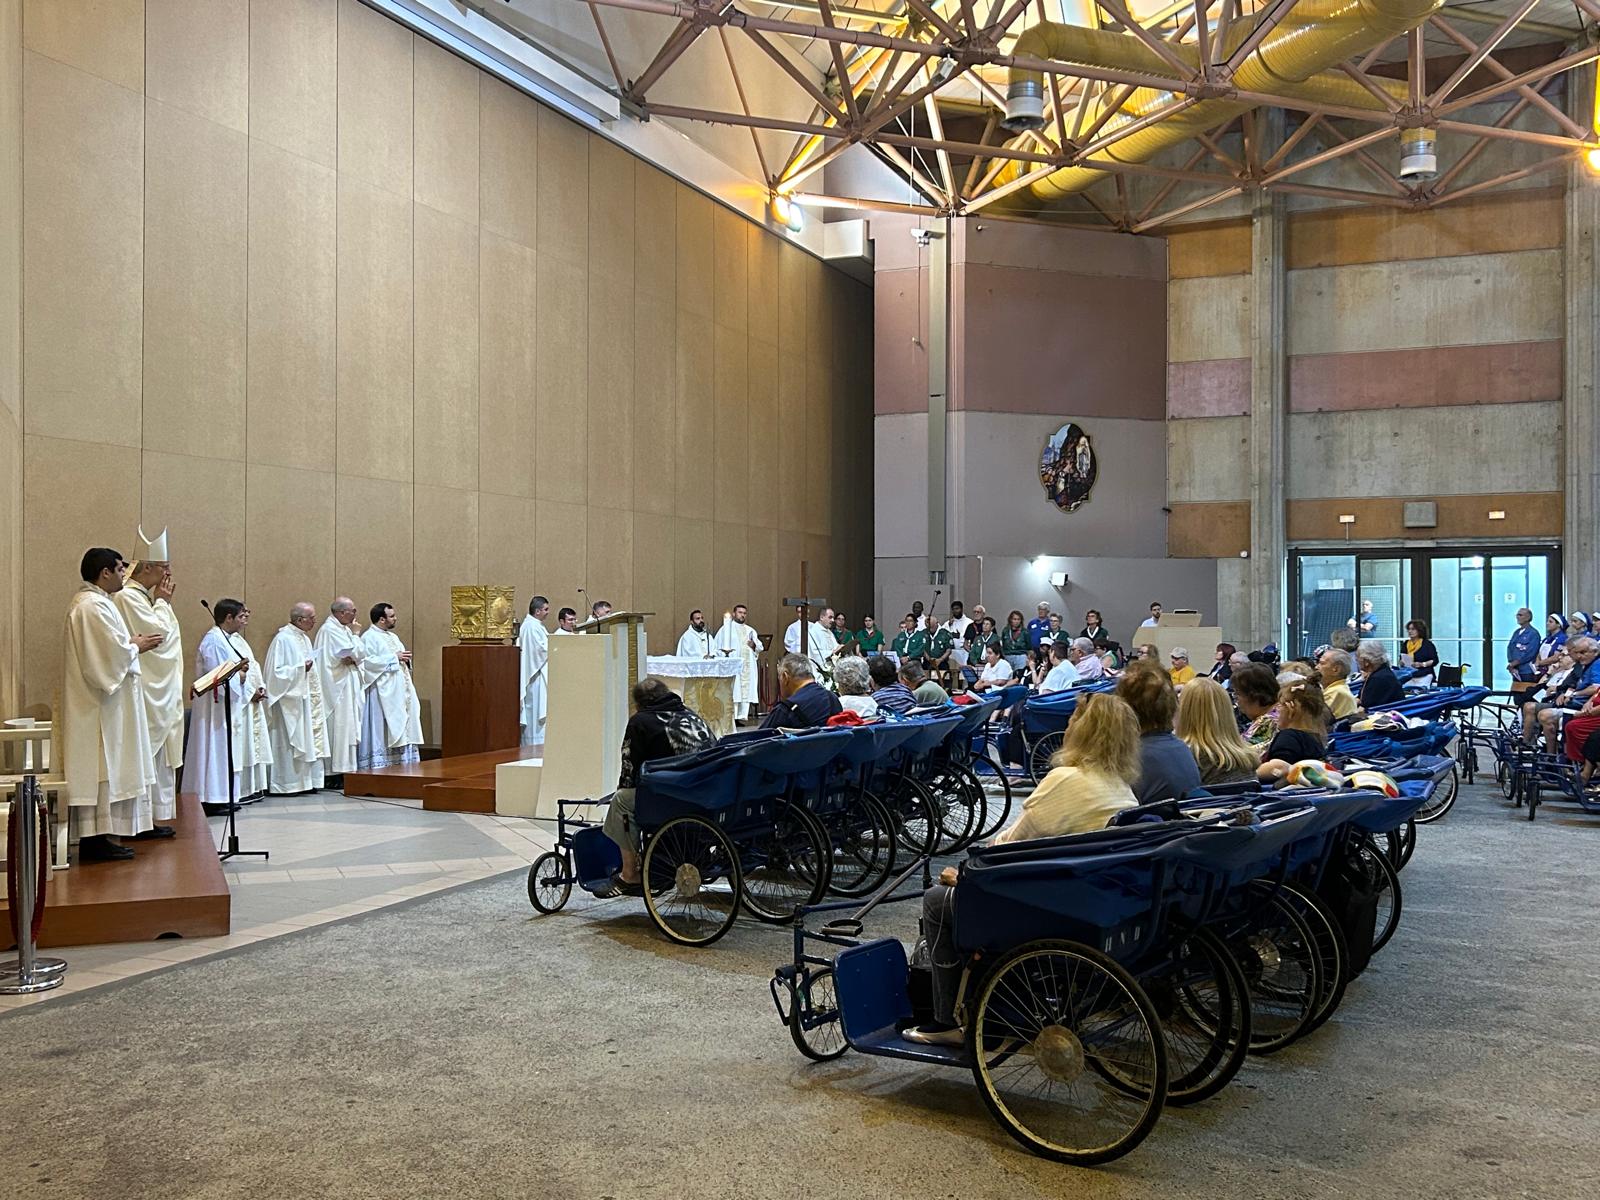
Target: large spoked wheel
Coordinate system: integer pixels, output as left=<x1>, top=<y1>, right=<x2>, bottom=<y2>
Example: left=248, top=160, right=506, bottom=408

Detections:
left=1413, top=763, right=1459, bottom=824
left=890, top=779, right=941, bottom=859
left=1279, top=883, right=1350, bottom=1039
left=1356, top=836, right=1404, bottom=954
left=973, top=760, right=1014, bottom=841
left=1144, top=928, right=1251, bottom=1106
left=741, top=803, right=829, bottom=923
left=526, top=851, right=572, bottom=914
left=969, top=940, right=1168, bottom=1166
left=821, top=792, right=897, bottom=899
left=1027, top=732, right=1063, bottom=784
left=1497, top=757, right=1515, bottom=800
left=924, top=769, right=980, bottom=853
left=642, top=816, right=742, bottom=947
left=789, top=967, right=849, bottom=1061
left=1386, top=819, right=1417, bottom=871
left=1224, top=893, right=1323, bottom=1055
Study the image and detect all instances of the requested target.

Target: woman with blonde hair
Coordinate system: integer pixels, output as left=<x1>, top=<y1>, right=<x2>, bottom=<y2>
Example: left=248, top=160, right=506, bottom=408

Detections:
left=1175, top=677, right=1259, bottom=786
left=905, top=693, right=1141, bottom=1046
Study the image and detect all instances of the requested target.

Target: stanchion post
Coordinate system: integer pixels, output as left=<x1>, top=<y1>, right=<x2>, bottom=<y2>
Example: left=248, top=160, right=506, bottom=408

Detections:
left=1, top=775, right=67, bottom=994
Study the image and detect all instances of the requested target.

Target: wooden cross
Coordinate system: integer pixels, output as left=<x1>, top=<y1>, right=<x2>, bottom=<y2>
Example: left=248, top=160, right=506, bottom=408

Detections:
left=782, top=560, right=828, bottom=658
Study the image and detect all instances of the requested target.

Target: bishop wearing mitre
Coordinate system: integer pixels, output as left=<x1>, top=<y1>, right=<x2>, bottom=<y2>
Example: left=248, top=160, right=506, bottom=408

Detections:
left=519, top=595, right=550, bottom=747
left=315, top=597, right=367, bottom=779
left=716, top=604, right=762, bottom=722
left=63, top=548, right=159, bottom=862
left=113, top=527, right=184, bottom=835
left=357, top=602, right=423, bottom=769
left=264, top=602, right=329, bottom=794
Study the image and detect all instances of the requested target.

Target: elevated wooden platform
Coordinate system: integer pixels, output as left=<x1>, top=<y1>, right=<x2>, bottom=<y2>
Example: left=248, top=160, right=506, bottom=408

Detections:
left=343, top=745, right=538, bottom=810
left=1, top=795, right=230, bottom=950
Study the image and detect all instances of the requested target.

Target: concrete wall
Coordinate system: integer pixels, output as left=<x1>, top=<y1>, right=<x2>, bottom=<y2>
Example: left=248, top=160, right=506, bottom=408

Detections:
left=874, top=214, right=1217, bottom=635
left=0, top=0, right=18, bottom=716
left=15, top=0, right=874, bottom=736
left=1166, top=185, right=1565, bottom=554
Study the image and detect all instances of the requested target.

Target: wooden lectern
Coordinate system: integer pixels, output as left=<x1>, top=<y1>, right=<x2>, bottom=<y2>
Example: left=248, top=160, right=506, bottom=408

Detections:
left=495, top=612, right=652, bottom=819
left=441, top=644, right=520, bottom=757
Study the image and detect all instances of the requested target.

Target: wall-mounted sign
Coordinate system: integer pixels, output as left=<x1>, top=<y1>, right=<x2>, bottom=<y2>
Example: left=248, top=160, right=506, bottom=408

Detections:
left=1039, top=422, right=1098, bottom=514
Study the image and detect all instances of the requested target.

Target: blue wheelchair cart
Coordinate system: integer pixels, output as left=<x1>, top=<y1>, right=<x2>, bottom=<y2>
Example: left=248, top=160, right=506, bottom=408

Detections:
left=1330, top=715, right=1465, bottom=823
left=1013, top=682, right=1117, bottom=782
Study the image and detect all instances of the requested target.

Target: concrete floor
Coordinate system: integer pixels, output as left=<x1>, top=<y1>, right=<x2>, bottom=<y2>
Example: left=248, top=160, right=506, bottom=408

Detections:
left=3, top=778, right=1598, bottom=1200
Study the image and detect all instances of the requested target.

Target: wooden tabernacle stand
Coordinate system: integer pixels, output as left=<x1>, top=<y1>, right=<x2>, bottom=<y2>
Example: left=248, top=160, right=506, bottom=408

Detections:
left=440, top=643, right=521, bottom=758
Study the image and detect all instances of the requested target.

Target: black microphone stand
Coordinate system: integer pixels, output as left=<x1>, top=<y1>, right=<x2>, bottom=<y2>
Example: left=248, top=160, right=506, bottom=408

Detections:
left=216, top=667, right=268, bottom=864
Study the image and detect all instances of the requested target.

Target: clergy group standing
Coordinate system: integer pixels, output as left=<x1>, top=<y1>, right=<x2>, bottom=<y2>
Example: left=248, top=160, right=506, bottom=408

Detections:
left=357, top=603, right=423, bottom=770
left=784, top=605, right=839, bottom=672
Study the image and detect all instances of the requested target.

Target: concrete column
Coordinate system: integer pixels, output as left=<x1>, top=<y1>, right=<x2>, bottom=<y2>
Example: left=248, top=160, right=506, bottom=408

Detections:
left=1565, top=72, right=1600, bottom=608
left=1247, top=140, right=1288, bottom=649
left=925, top=219, right=951, bottom=587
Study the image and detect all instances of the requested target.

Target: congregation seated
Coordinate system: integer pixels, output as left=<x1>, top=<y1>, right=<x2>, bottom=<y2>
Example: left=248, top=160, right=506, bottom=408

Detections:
left=1257, top=680, right=1329, bottom=782
left=834, top=656, right=879, bottom=719
left=905, top=693, right=1142, bottom=1046
left=1069, top=636, right=1106, bottom=681
left=969, top=642, right=1014, bottom=693
left=1232, top=662, right=1282, bottom=746
left=900, top=659, right=949, bottom=707
left=1522, top=636, right=1600, bottom=749
left=1317, top=648, right=1358, bottom=719
left=1037, top=639, right=1078, bottom=693
left=762, top=653, right=843, bottom=730
left=1355, top=639, right=1406, bottom=710
left=1175, top=677, right=1258, bottom=786
left=1205, top=642, right=1238, bottom=683
left=1117, top=660, right=1200, bottom=804
left=868, top=654, right=917, bottom=714
left=600, top=677, right=716, bottom=894
left=1167, top=647, right=1196, bottom=686
left=1021, top=646, right=1049, bottom=688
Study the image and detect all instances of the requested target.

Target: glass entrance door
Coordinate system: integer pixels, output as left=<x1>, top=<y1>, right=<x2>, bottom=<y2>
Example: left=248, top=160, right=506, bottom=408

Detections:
left=1428, top=554, right=1551, bottom=688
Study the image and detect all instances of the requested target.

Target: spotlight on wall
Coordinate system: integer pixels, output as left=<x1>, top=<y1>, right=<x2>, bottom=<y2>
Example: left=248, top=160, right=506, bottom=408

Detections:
left=1338, top=514, right=1356, bottom=524
left=1031, top=556, right=1046, bottom=572
left=1048, top=571, right=1069, bottom=587
left=1488, top=510, right=1507, bottom=521
left=770, top=193, right=805, bottom=234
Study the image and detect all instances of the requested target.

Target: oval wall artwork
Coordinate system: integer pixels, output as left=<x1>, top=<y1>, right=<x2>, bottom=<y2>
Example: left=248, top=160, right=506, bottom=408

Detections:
left=1040, top=422, right=1098, bottom=514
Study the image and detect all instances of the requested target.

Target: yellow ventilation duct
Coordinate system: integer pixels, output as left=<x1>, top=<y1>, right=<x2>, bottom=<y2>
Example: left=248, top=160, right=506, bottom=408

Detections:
left=997, top=0, right=1438, bottom=201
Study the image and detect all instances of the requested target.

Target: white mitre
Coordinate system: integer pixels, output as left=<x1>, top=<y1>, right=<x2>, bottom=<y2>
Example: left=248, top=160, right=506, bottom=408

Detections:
left=138, top=524, right=170, bottom=562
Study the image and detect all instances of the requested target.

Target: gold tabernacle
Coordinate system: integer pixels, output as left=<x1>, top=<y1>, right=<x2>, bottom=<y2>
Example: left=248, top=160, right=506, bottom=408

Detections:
left=450, top=585, right=516, bottom=643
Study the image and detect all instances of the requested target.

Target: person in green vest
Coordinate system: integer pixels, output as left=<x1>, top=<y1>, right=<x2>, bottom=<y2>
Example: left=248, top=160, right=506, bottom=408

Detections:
left=965, top=616, right=999, bottom=686
left=856, top=613, right=885, bottom=656
left=891, top=613, right=927, bottom=662
left=999, top=609, right=1031, bottom=670
left=928, top=621, right=959, bottom=692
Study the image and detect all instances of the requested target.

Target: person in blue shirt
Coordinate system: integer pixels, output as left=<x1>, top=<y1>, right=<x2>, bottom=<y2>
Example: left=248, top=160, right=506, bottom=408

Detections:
left=1026, top=601, right=1053, bottom=651
left=762, top=653, right=842, bottom=730
left=1506, top=608, right=1541, bottom=685
left=1527, top=636, right=1600, bottom=749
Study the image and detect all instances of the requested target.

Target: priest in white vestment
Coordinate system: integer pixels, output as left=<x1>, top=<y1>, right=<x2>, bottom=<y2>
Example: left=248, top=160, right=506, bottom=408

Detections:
left=63, top=548, right=160, bottom=861
left=519, top=596, right=551, bottom=746
left=675, top=610, right=716, bottom=658
left=316, top=598, right=367, bottom=777
left=184, top=598, right=269, bottom=814
left=114, top=530, right=184, bottom=833
left=230, top=604, right=274, bottom=797
left=357, top=602, right=423, bottom=770
left=553, top=606, right=577, bottom=634
left=716, top=604, right=762, bottom=721
left=264, top=603, right=329, bottom=794
left=784, top=606, right=839, bottom=671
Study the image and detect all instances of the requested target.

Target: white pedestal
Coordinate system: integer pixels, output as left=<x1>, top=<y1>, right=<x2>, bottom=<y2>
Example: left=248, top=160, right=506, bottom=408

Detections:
left=494, top=757, right=544, bottom=818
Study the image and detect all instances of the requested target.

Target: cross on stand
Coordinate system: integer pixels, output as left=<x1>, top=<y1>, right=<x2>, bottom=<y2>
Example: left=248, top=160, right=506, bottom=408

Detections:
left=782, top=560, right=828, bottom=659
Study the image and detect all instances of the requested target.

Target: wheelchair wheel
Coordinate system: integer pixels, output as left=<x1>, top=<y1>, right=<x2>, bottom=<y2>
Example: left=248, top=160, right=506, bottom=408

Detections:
left=741, top=803, right=829, bottom=923
left=789, top=967, right=848, bottom=1062
left=1413, top=763, right=1458, bottom=823
left=969, top=940, right=1167, bottom=1165
left=1357, top=836, right=1403, bottom=954
left=1143, top=928, right=1250, bottom=1107
left=974, top=763, right=1014, bottom=841
left=642, top=816, right=742, bottom=947
left=1223, top=893, right=1323, bottom=1055
left=822, top=792, right=896, bottom=899
left=891, top=779, right=941, bottom=858
left=1027, top=733, right=1063, bottom=784
left=526, top=851, right=572, bottom=914
left=1278, top=883, right=1349, bottom=1039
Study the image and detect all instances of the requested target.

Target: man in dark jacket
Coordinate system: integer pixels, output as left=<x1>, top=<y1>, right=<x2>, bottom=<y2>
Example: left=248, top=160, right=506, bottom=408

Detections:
left=601, top=677, right=715, bottom=893
left=762, top=653, right=843, bottom=730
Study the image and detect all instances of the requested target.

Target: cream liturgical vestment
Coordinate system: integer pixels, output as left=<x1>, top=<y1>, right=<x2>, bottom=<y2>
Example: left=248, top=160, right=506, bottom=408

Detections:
left=784, top=620, right=837, bottom=670
left=357, top=626, right=423, bottom=770
left=184, top=627, right=272, bottom=805
left=715, top=615, right=761, bottom=720
left=229, top=631, right=274, bottom=796
left=316, top=616, right=367, bottom=774
left=519, top=613, right=549, bottom=747
left=114, top=581, right=184, bottom=821
left=264, top=624, right=328, bottom=794
left=676, top=626, right=715, bottom=658
left=63, top=584, right=156, bottom=838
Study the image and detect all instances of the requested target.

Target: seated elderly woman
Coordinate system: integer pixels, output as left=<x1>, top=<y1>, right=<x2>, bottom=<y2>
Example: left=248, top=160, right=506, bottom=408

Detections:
left=905, top=693, right=1142, bottom=1046
left=833, top=655, right=878, bottom=718
left=1231, top=662, right=1282, bottom=746
left=1317, top=648, right=1358, bottom=719
left=1117, top=660, right=1201, bottom=804
left=1523, top=636, right=1600, bottom=749
left=1354, top=639, right=1405, bottom=711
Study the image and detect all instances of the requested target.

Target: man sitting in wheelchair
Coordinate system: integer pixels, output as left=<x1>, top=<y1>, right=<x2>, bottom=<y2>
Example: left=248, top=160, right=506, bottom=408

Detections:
left=905, top=693, right=1142, bottom=1046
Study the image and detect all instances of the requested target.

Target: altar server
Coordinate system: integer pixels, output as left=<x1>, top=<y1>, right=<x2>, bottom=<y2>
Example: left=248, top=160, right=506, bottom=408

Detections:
left=63, top=548, right=158, bottom=861
left=519, top=596, right=550, bottom=746
left=184, top=597, right=267, bottom=815
left=264, top=603, right=329, bottom=794
left=358, top=603, right=423, bottom=769
left=676, top=610, right=716, bottom=658
left=716, top=605, right=762, bottom=721
left=114, top=527, right=183, bottom=834
left=316, top=597, right=367, bottom=777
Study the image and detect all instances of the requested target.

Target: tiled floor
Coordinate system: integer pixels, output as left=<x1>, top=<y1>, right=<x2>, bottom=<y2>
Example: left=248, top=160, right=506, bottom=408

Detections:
left=0, top=790, right=555, bottom=1012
